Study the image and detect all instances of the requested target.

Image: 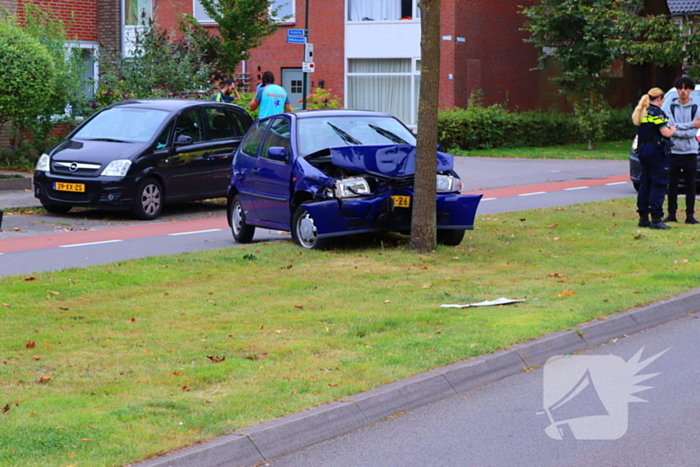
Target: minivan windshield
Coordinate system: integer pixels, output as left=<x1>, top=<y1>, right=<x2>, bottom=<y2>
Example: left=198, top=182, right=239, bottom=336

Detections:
left=297, top=115, right=416, bottom=157
left=74, top=107, right=171, bottom=143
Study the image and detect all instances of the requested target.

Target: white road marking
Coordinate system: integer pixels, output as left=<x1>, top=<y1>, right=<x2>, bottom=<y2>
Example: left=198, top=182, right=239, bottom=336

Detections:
left=564, top=186, right=589, bottom=191
left=518, top=191, right=547, bottom=197
left=606, top=181, right=629, bottom=186
left=168, top=229, right=223, bottom=236
left=59, top=240, right=123, bottom=248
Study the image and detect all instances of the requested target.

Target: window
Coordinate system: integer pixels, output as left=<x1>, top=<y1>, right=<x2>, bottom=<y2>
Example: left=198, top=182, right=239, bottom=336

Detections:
left=175, top=109, right=203, bottom=144
left=241, top=120, right=269, bottom=157
left=194, top=0, right=293, bottom=23
left=261, top=118, right=291, bottom=160
left=125, top=0, right=152, bottom=26
left=348, top=0, right=419, bottom=21
left=271, top=0, right=294, bottom=21
left=206, top=108, right=236, bottom=140
left=346, top=58, right=421, bottom=125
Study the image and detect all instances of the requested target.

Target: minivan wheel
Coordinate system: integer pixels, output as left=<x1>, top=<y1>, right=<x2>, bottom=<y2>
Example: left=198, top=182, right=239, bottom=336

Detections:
left=292, top=203, right=330, bottom=250
left=131, top=178, right=163, bottom=220
left=229, top=195, right=255, bottom=243
left=437, top=229, right=465, bottom=246
left=41, top=202, right=72, bottom=214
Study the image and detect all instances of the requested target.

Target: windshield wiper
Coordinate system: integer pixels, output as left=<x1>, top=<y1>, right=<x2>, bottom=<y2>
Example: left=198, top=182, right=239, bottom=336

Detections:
left=327, top=123, right=362, bottom=145
left=368, top=124, right=408, bottom=145
left=84, top=138, right=131, bottom=143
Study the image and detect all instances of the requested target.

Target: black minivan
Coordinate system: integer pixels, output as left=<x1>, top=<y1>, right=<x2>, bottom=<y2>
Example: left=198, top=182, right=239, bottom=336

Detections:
left=34, top=99, right=253, bottom=219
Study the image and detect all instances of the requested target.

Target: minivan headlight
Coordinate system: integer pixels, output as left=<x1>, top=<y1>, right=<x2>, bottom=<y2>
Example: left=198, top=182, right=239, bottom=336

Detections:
left=334, top=177, right=371, bottom=198
left=36, top=154, right=50, bottom=172
left=437, top=174, right=462, bottom=192
left=101, top=160, right=132, bottom=177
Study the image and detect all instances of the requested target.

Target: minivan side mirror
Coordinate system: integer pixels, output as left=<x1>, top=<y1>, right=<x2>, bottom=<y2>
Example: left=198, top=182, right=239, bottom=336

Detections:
left=267, top=147, right=287, bottom=162
left=175, top=135, right=192, bottom=146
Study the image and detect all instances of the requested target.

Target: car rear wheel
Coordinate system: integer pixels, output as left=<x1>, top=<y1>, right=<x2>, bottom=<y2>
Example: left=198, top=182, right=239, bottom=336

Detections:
left=229, top=195, right=255, bottom=243
left=131, top=178, right=163, bottom=220
left=41, top=202, right=72, bottom=214
left=437, top=229, right=465, bottom=246
left=292, top=202, right=330, bottom=250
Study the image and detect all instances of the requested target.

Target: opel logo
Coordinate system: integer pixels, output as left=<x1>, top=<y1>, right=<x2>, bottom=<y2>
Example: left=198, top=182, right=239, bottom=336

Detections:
left=69, top=163, right=78, bottom=172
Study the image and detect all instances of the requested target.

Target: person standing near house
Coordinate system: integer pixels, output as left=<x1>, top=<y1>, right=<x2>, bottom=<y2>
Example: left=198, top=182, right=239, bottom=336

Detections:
left=632, top=87, right=676, bottom=229
left=213, top=79, right=240, bottom=103
left=664, top=76, right=700, bottom=224
left=250, top=71, right=292, bottom=118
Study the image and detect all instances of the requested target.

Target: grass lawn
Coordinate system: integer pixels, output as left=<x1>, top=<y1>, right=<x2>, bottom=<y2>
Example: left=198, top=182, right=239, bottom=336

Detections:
left=2, top=196, right=698, bottom=466
left=450, top=140, right=631, bottom=160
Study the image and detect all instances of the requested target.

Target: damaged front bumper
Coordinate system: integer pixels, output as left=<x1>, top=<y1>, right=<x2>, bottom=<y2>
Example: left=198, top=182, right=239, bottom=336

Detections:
left=302, top=191, right=482, bottom=238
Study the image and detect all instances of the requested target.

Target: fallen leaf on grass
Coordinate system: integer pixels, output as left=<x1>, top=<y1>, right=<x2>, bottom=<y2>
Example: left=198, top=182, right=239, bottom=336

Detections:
left=548, top=273, right=568, bottom=278
left=182, top=386, right=191, bottom=392
left=2, top=303, right=8, bottom=307
left=675, top=259, right=690, bottom=264
left=245, top=352, right=267, bottom=360
left=37, top=376, right=52, bottom=384
left=557, top=289, right=577, bottom=297
left=24, top=277, right=36, bottom=281
left=25, top=341, right=36, bottom=348
left=294, top=304, right=303, bottom=309
left=207, top=355, right=226, bottom=363
left=2, top=403, right=10, bottom=414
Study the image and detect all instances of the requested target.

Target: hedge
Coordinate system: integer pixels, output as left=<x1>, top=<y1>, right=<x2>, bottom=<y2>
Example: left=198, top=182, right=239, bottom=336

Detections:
left=437, top=106, right=636, bottom=151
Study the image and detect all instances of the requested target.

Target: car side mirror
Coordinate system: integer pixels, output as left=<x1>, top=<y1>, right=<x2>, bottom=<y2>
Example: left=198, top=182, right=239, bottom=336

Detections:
left=175, top=134, right=192, bottom=146
left=268, top=146, right=287, bottom=162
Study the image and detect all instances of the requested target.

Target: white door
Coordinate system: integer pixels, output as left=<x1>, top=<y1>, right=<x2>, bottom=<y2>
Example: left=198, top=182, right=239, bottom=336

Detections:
left=282, top=69, right=304, bottom=110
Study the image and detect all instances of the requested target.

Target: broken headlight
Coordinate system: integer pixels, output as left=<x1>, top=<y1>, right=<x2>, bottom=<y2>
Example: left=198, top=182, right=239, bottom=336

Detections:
left=436, top=174, right=462, bottom=192
left=334, top=177, right=371, bottom=198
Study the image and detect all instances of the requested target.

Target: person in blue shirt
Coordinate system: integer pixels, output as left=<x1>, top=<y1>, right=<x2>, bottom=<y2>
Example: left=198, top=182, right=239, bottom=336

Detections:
left=632, top=87, right=677, bottom=229
left=250, top=71, right=292, bottom=118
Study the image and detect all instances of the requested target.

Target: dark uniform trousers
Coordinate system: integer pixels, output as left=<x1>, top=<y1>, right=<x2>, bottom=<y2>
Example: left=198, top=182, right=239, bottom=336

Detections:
left=637, top=143, right=670, bottom=217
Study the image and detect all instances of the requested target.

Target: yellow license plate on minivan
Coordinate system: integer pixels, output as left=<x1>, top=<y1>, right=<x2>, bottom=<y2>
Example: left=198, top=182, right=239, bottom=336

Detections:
left=54, top=182, right=85, bottom=192
left=391, top=195, right=410, bottom=208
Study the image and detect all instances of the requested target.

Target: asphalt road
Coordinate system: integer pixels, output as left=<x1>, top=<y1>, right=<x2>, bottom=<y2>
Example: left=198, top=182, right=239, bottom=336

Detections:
left=0, top=158, right=632, bottom=277
left=266, top=314, right=698, bottom=467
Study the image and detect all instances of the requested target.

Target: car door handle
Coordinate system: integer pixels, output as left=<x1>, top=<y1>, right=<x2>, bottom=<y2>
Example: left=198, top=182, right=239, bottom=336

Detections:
left=251, top=168, right=260, bottom=175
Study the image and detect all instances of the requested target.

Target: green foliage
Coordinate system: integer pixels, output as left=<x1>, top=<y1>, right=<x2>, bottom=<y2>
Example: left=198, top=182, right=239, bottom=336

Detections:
left=93, top=15, right=215, bottom=109
left=0, top=20, right=55, bottom=131
left=190, top=0, right=289, bottom=76
left=573, top=96, right=610, bottom=150
left=303, top=87, right=342, bottom=110
left=437, top=105, right=635, bottom=152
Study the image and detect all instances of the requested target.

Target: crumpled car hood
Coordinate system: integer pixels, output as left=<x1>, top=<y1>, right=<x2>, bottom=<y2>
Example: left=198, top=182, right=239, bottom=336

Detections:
left=327, top=144, right=454, bottom=177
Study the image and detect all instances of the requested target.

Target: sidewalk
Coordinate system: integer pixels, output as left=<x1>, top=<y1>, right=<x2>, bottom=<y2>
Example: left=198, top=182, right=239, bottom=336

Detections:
left=0, top=170, right=37, bottom=209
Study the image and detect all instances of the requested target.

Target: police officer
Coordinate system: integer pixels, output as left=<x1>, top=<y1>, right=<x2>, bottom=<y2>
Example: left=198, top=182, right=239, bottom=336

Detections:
left=632, top=87, right=676, bottom=229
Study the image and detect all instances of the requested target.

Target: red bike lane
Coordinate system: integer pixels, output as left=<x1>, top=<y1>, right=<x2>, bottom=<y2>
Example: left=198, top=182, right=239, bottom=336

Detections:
left=1, top=174, right=629, bottom=255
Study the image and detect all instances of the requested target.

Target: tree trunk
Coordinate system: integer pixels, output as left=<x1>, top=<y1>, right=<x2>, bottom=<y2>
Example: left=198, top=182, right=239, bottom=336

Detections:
left=409, top=0, right=440, bottom=253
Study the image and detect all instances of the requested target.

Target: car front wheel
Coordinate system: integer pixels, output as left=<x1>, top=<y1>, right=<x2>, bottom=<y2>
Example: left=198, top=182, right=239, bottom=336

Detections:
left=131, top=178, right=163, bottom=220
left=229, top=195, right=255, bottom=243
left=292, top=202, right=330, bottom=250
left=437, top=229, right=465, bottom=246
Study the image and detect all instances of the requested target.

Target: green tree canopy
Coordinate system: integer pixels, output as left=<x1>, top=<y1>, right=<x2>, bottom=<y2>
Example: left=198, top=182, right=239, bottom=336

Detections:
left=0, top=20, right=55, bottom=131
left=521, top=0, right=700, bottom=148
left=190, top=0, right=289, bottom=77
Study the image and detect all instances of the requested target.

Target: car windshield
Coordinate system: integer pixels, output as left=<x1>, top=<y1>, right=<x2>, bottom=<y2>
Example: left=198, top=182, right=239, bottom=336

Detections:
left=296, top=115, right=416, bottom=157
left=73, top=107, right=171, bottom=143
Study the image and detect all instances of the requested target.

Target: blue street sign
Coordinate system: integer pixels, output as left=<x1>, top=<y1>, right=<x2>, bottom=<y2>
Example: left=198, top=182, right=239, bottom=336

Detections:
left=288, top=29, right=305, bottom=37
left=287, top=36, right=307, bottom=44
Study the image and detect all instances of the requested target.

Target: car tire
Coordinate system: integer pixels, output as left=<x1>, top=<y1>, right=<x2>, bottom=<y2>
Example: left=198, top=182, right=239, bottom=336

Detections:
left=437, top=229, right=465, bottom=246
left=229, top=195, right=255, bottom=243
left=131, top=178, right=163, bottom=220
left=41, top=202, right=72, bottom=214
left=292, top=202, right=330, bottom=250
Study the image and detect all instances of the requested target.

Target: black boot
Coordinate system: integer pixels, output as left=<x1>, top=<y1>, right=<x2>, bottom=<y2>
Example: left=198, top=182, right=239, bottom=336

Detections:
left=686, top=215, right=699, bottom=224
left=650, top=217, right=672, bottom=229
left=638, top=214, right=650, bottom=228
left=663, top=212, right=678, bottom=223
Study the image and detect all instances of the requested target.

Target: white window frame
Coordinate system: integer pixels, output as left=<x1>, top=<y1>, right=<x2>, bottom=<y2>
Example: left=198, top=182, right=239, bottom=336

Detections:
left=347, top=0, right=420, bottom=23
left=193, top=0, right=294, bottom=24
left=345, top=57, right=421, bottom=126
left=271, top=0, right=295, bottom=22
left=122, top=0, right=153, bottom=58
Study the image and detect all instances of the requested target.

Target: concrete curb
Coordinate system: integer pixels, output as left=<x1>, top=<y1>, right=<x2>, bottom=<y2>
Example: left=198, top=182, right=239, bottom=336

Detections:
left=0, top=172, right=32, bottom=191
left=132, top=288, right=700, bottom=467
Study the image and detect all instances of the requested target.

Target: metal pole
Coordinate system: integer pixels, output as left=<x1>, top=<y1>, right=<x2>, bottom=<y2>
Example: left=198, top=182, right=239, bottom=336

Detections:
left=302, top=0, right=309, bottom=110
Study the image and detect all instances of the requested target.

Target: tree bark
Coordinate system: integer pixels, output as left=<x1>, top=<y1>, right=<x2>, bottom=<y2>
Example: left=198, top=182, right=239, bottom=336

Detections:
left=409, top=0, right=440, bottom=253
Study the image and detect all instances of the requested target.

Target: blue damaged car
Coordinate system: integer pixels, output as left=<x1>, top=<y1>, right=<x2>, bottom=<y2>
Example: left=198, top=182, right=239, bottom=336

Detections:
left=227, top=109, right=482, bottom=249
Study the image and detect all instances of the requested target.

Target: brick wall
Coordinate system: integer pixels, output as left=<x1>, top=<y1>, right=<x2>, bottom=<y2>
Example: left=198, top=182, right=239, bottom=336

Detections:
left=97, top=0, right=120, bottom=54
left=17, top=0, right=98, bottom=42
left=0, top=0, right=16, bottom=15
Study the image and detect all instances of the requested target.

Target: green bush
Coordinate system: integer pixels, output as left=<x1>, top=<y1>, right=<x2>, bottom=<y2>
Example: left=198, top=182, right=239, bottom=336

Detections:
left=0, top=21, right=55, bottom=131
left=438, top=105, right=635, bottom=151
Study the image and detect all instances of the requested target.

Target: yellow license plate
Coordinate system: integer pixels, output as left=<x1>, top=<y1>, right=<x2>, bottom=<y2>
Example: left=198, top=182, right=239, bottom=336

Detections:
left=391, top=195, right=411, bottom=208
left=54, top=182, right=85, bottom=192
